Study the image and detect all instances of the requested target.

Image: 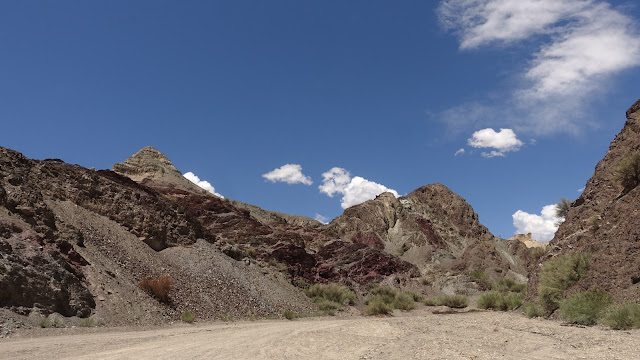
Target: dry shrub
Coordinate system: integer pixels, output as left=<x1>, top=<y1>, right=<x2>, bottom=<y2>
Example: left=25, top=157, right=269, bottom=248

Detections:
left=139, top=275, right=174, bottom=303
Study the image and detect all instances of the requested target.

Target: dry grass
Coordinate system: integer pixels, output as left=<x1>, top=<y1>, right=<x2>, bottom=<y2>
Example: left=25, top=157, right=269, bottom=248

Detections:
left=139, top=275, right=174, bottom=303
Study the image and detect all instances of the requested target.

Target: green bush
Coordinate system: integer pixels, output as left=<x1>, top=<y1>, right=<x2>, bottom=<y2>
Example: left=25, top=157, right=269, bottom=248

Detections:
left=366, top=297, right=393, bottom=316
left=283, top=311, right=296, bottom=320
left=522, top=302, right=543, bottom=318
left=477, top=291, right=523, bottom=311
left=293, top=278, right=309, bottom=289
left=494, top=278, right=526, bottom=294
left=269, top=259, right=288, bottom=272
left=538, top=253, right=591, bottom=313
left=424, top=294, right=469, bottom=308
left=393, top=293, right=417, bottom=311
left=615, top=153, right=640, bottom=193
left=180, top=310, right=195, bottom=323
left=79, top=317, right=101, bottom=327
left=469, top=270, right=492, bottom=290
left=601, top=302, right=640, bottom=330
left=404, top=290, right=424, bottom=302
left=560, top=290, right=612, bottom=326
left=305, top=283, right=356, bottom=312
left=315, top=298, right=342, bottom=312
left=555, top=197, right=572, bottom=220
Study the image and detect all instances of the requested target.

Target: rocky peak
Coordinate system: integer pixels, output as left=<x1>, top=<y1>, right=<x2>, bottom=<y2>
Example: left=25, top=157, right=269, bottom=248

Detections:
left=113, top=146, right=205, bottom=194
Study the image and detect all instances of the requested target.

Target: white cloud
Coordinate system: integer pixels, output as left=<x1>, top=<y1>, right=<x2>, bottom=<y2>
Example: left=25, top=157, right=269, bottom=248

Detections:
left=183, top=172, right=224, bottom=198
left=262, top=164, right=312, bottom=185
left=467, top=128, right=523, bottom=157
left=437, top=0, right=640, bottom=134
left=314, top=213, right=330, bottom=224
left=454, top=148, right=465, bottom=156
left=512, top=204, right=562, bottom=242
left=319, top=167, right=399, bottom=209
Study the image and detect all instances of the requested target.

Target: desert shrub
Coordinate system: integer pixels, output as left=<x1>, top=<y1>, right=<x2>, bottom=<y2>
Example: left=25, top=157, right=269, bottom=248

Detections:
left=245, top=248, right=257, bottom=259
left=366, top=297, right=393, bottom=316
left=494, top=278, right=526, bottom=294
left=560, top=289, right=612, bottom=326
left=522, top=302, right=543, bottom=318
left=314, top=298, right=342, bottom=312
left=268, top=259, right=288, bottom=272
left=305, top=283, right=356, bottom=311
left=404, top=290, right=424, bottom=302
left=293, top=278, right=309, bottom=289
left=424, top=295, right=469, bottom=308
left=368, top=284, right=398, bottom=298
left=601, top=302, right=640, bottom=330
left=586, top=215, right=600, bottom=230
left=283, top=311, right=296, bottom=320
left=393, top=293, right=417, bottom=311
left=537, top=253, right=591, bottom=313
left=139, top=275, right=174, bottom=303
left=39, top=317, right=51, bottom=328
left=420, top=278, right=432, bottom=286
left=615, top=153, right=640, bottom=193
left=477, top=291, right=523, bottom=311
left=79, top=317, right=100, bottom=327
left=220, top=314, right=234, bottom=322
left=528, top=246, right=550, bottom=265
left=180, top=310, right=195, bottom=323
left=469, top=270, right=492, bottom=290
left=555, top=197, right=572, bottom=220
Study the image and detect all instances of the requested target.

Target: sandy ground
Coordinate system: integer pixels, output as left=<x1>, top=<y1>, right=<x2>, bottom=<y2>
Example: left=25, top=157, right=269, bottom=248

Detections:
left=2, top=309, right=640, bottom=360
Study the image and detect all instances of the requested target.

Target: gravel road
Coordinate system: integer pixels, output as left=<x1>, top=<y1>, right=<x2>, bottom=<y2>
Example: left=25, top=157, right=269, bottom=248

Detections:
left=2, top=309, right=639, bottom=360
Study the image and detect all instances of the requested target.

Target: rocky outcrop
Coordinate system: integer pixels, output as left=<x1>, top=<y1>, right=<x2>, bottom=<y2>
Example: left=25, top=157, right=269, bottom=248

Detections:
left=529, top=99, right=640, bottom=301
left=508, top=234, right=547, bottom=248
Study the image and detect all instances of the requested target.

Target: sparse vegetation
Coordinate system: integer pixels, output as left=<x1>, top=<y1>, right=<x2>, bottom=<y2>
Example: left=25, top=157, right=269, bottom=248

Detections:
left=180, top=310, right=195, bottom=323
left=365, top=297, right=394, bottom=316
left=305, top=283, right=356, bottom=313
left=537, top=253, right=591, bottom=313
left=555, top=197, right=572, bottom=221
left=268, top=259, right=288, bottom=272
left=586, top=215, right=600, bottom=231
left=468, top=270, right=492, bottom=290
left=527, top=246, right=550, bottom=267
left=393, top=293, right=417, bottom=311
left=601, top=302, right=640, bottom=330
left=220, top=314, right=234, bottom=322
left=404, top=290, right=424, bottom=302
left=245, top=248, right=257, bottom=259
left=424, top=294, right=469, bottom=308
left=39, top=316, right=61, bottom=328
left=420, top=277, right=432, bottom=286
left=283, top=311, right=296, bottom=320
left=79, top=316, right=101, bottom=327
left=615, top=153, right=640, bottom=193
left=522, top=302, right=543, bottom=318
left=364, top=285, right=421, bottom=315
left=560, top=289, right=612, bottom=326
left=139, top=275, right=174, bottom=303
left=293, top=278, right=310, bottom=289
left=494, top=278, right=527, bottom=294
left=477, top=291, right=523, bottom=311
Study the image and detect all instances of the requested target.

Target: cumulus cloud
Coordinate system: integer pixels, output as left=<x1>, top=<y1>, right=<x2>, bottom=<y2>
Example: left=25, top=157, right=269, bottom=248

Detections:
left=454, top=148, right=465, bottom=156
left=183, top=172, right=224, bottom=198
left=437, top=0, right=640, bottom=134
left=262, top=164, right=312, bottom=185
left=512, top=204, right=562, bottom=242
left=467, top=128, right=523, bottom=157
left=319, top=167, right=399, bottom=209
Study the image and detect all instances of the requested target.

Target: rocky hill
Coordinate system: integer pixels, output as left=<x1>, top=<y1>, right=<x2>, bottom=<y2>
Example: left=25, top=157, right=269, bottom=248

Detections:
left=1, top=144, right=534, bottom=331
left=529, top=99, right=640, bottom=302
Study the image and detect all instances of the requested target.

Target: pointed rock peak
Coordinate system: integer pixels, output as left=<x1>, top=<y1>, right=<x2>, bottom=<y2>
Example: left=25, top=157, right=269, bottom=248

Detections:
left=112, top=146, right=205, bottom=194
left=375, top=192, right=398, bottom=202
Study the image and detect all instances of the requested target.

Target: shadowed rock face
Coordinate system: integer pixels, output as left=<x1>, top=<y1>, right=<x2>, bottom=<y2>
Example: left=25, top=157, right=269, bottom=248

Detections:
left=529, top=99, right=640, bottom=302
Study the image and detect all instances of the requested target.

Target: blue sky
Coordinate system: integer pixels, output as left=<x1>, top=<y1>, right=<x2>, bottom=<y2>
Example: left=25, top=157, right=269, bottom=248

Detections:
left=2, top=1, right=639, bottom=241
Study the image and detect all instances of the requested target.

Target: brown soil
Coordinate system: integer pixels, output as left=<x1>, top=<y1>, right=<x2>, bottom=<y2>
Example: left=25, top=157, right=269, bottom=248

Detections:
left=2, top=309, right=638, bottom=360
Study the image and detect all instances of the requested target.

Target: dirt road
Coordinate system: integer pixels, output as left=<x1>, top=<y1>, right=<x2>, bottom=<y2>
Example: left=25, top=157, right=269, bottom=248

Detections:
left=2, top=309, right=639, bottom=359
